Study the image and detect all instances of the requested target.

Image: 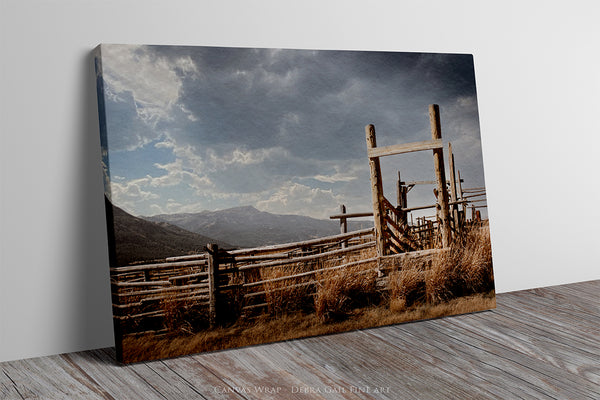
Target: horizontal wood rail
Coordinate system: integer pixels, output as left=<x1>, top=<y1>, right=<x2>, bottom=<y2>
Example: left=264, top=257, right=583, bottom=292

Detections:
left=234, top=254, right=291, bottom=262
left=123, top=329, right=169, bottom=337
left=404, top=180, right=436, bottom=186
left=167, top=272, right=208, bottom=281
left=166, top=253, right=207, bottom=262
left=229, top=227, right=374, bottom=256
left=411, top=227, right=436, bottom=234
left=243, top=257, right=378, bottom=288
left=462, top=193, right=486, bottom=199
left=462, top=187, right=486, bottom=192
left=244, top=268, right=376, bottom=300
left=367, top=139, right=443, bottom=158
left=116, top=283, right=209, bottom=297
left=329, top=212, right=373, bottom=219
left=111, top=259, right=207, bottom=274
left=237, top=241, right=375, bottom=271
left=378, top=248, right=444, bottom=269
left=401, top=199, right=467, bottom=213
left=114, top=310, right=165, bottom=320
left=142, top=293, right=209, bottom=303
left=469, top=199, right=488, bottom=203
left=113, top=281, right=171, bottom=287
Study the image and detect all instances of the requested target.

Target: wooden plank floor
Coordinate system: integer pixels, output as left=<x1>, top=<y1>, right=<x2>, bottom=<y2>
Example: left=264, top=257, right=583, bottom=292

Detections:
left=2, top=280, right=598, bottom=399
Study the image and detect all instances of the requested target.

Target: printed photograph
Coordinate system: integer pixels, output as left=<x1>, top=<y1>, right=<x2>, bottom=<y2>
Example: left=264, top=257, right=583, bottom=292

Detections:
left=94, top=44, right=495, bottom=363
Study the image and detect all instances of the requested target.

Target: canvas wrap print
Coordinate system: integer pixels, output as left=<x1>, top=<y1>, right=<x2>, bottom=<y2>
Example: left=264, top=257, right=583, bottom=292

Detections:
left=94, top=44, right=495, bottom=363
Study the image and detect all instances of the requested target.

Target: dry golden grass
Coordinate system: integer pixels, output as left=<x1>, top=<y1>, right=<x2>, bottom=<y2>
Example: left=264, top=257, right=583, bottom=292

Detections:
left=427, top=226, right=494, bottom=303
left=256, top=246, right=377, bottom=319
left=388, top=260, right=426, bottom=312
left=388, top=225, right=494, bottom=308
left=121, top=291, right=495, bottom=363
left=259, top=264, right=314, bottom=317
left=458, top=226, right=494, bottom=293
left=119, top=226, right=494, bottom=363
left=314, top=261, right=378, bottom=322
left=159, top=292, right=206, bottom=335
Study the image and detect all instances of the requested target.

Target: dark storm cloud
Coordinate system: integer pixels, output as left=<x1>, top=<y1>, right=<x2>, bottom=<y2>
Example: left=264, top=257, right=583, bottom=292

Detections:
left=150, top=46, right=477, bottom=161
left=102, top=44, right=485, bottom=217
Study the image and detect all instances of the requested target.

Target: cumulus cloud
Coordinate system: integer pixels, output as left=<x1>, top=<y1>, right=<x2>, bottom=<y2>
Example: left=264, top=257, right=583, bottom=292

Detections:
left=151, top=158, right=213, bottom=190
left=256, top=182, right=344, bottom=219
left=110, top=178, right=160, bottom=213
left=101, top=44, right=199, bottom=149
left=102, top=45, right=198, bottom=124
left=313, top=162, right=367, bottom=183
left=100, top=46, right=485, bottom=218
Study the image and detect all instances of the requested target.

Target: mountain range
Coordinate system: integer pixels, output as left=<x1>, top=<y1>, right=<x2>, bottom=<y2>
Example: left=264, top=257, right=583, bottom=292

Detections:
left=145, top=205, right=372, bottom=248
left=108, top=201, right=231, bottom=266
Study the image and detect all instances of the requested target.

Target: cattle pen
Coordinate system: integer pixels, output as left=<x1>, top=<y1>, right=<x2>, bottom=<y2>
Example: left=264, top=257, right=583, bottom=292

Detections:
left=109, top=105, right=492, bottom=361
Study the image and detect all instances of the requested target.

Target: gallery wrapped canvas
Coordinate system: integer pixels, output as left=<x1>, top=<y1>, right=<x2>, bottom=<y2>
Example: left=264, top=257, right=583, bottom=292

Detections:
left=94, top=44, right=495, bottom=363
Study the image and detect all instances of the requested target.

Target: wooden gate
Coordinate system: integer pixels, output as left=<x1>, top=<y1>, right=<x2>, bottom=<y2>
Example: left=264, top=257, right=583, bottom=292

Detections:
left=365, top=104, right=452, bottom=256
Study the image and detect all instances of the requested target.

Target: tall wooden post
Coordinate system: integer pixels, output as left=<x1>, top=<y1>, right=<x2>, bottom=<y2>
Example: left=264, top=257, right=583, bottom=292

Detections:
left=448, top=143, right=461, bottom=234
left=366, top=124, right=387, bottom=256
left=339, top=204, right=347, bottom=248
left=429, top=104, right=451, bottom=248
left=207, top=243, right=219, bottom=328
left=396, top=171, right=408, bottom=229
left=458, top=169, right=466, bottom=216
left=396, top=172, right=402, bottom=210
left=427, top=219, right=434, bottom=248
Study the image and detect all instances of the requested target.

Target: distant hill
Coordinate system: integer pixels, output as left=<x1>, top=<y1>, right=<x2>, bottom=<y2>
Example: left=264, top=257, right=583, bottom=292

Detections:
left=107, top=201, right=231, bottom=266
left=145, top=206, right=373, bottom=248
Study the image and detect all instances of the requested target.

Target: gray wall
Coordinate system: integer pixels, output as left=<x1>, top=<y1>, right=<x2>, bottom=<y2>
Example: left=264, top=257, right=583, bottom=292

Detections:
left=1, top=0, right=599, bottom=362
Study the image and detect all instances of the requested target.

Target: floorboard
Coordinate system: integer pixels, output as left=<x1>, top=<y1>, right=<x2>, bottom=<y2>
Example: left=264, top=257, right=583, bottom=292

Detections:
left=1, top=280, right=598, bottom=399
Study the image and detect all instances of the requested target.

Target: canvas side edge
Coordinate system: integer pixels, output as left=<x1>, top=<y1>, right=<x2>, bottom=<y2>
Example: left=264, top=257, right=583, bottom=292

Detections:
left=93, top=44, right=124, bottom=363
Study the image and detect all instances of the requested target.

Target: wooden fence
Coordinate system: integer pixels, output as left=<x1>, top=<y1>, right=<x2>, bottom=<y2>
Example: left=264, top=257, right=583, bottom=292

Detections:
left=111, top=227, right=386, bottom=337
left=110, top=103, right=487, bottom=338
left=331, top=104, right=487, bottom=254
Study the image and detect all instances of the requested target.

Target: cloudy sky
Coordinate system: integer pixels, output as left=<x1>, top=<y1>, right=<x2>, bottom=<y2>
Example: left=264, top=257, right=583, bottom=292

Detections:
left=96, top=44, right=487, bottom=220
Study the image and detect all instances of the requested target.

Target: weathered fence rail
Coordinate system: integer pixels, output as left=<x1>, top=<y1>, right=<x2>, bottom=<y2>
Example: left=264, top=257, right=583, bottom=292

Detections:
left=111, top=228, right=380, bottom=336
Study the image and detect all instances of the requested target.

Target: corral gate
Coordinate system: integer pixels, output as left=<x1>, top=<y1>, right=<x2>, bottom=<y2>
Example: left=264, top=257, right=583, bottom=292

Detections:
left=365, top=104, right=454, bottom=256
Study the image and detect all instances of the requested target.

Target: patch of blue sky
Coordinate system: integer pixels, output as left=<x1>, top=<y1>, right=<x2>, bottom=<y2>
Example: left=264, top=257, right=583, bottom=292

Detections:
left=108, top=139, right=176, bottom=181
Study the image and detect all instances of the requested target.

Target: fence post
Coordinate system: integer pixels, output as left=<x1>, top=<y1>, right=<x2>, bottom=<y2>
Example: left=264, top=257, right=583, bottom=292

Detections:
left=207, top=243, right=219, bottom=328
left=396, top=171, right=402, bottom=211
left=458, top=169, right=466, bottom=222
left=339, top=204, right=348, bottom=248
left=448, top=143, right=461, bottom=234
left=428, top=219, right=434, bottom=248
left=366, top=124, right=387, bottom=257
left=429, top=104, right=452, bottom=248
left=396, top=171, right=408, bottom=229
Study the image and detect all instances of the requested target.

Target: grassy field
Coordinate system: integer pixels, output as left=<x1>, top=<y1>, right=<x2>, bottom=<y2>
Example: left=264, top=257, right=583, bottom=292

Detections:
left=123, top=292, right=494, bottom=363
left=121, top=225, right=494, bottom=363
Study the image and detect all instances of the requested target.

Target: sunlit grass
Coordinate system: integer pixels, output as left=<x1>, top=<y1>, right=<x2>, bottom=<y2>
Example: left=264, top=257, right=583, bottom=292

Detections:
left=120, top=225, right=495, bottom=363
